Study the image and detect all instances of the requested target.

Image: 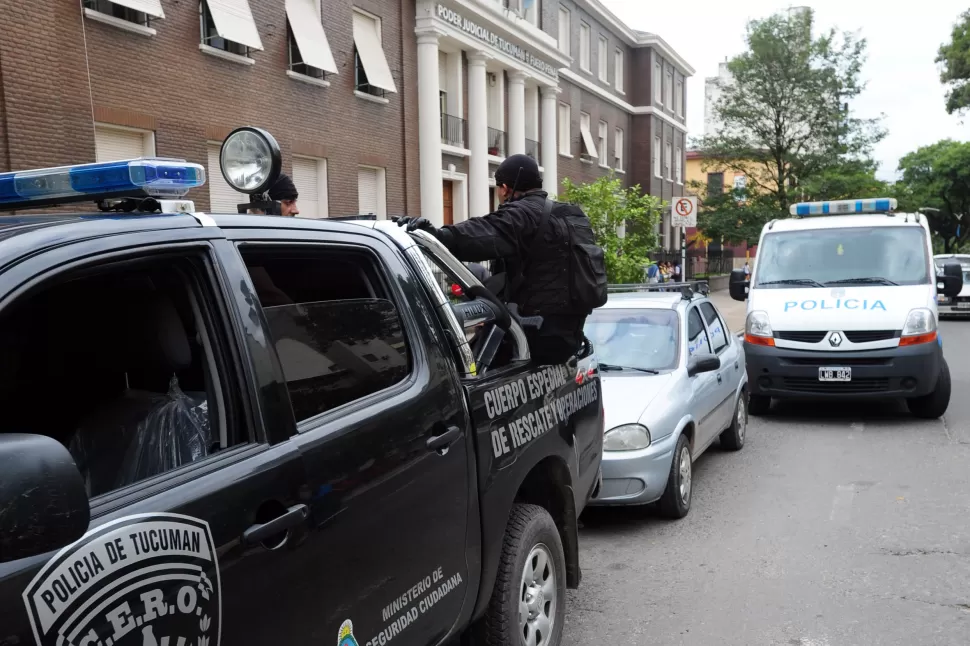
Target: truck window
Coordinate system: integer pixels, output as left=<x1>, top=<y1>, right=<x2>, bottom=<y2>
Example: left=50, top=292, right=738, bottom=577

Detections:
left=699, top=302, right=729, bottom=353
left=0, top=253, right=239, bottom=499
left=687, top=307, right=713, bottom=357
left=240, top=247, right=411, bottom=423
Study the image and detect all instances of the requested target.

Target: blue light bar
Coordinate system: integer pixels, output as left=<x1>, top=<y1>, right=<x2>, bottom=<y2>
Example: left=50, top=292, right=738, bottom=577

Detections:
left=0, top=158, right=206, bottom=209
left=790, top=197, right=897, bottom=217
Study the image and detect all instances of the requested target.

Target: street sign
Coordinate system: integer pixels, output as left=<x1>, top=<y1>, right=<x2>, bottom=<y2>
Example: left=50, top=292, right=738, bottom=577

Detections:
left=671, top=196, right=697, bottom=228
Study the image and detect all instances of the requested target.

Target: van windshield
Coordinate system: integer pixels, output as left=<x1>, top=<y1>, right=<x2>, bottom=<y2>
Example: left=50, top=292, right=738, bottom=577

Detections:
left=755, top=226, right=930, bottom=288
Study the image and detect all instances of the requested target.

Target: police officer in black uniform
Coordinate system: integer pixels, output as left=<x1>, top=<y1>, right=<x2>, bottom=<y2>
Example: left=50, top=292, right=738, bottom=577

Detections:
left=399, top=154, right=587, bottom=365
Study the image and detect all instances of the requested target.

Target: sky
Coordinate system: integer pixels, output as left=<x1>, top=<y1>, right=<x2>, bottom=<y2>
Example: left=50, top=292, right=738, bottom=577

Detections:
left=601, top=0, right=969, bottom=181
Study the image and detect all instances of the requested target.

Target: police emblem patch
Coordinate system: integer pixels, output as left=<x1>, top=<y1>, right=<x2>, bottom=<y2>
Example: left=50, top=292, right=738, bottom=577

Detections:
left=22, top=512, right=221, bottom=646
left=338, top=619, right=360, bottom=646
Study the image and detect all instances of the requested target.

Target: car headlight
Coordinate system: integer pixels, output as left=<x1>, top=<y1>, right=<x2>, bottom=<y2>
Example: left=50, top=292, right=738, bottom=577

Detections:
left=900, top=308, right=937, bottom=346
left=604, top=424, right=651, bottom=451
left=745, top=310, right=772, bottom=337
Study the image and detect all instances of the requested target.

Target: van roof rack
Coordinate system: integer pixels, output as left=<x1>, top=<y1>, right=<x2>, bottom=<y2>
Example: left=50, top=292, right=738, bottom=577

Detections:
left=608, top=281, right=710, bottom=300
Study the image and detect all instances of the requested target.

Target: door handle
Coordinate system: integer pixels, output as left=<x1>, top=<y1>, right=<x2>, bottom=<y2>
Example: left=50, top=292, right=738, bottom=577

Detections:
left=717, top=373, right=723, bottom=384
left=427, top=426, right=461, bottom=453
left=242, top=504, right=308, bottom=547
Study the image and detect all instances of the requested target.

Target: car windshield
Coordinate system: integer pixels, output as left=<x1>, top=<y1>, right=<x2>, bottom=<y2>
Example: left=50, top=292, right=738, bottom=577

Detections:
left=755, top=226, right=930, bottom=288
left=584, top=308, right=680, bottom=372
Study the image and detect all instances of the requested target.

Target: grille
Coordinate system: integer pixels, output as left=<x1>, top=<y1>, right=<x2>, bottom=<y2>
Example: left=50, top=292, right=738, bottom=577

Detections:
left=785, top=357, right=892, bottom=367
left=844, top=330, right=898, bottom=343
left=775, top=331, right=826, bottom=343
left=782, top=377, right=890, bottom=393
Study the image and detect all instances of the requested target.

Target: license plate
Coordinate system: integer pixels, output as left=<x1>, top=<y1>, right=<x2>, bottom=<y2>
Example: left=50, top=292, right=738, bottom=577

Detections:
left=956, top=302, right=970, bottom=310
left=819, top=367, right=851, bottom=382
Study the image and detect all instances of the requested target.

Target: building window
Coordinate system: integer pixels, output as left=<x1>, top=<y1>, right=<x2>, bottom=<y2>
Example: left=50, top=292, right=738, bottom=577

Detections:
left=525, top=0, right=540, bottom=26
left=598, top=120, right=608, bottom=166
left=653, top=136, right=661, bottom=178
left=665, top=141, right=672, bottom=180
left=615, top=49, right=624, bottom=92
left=598, top=36, right=608, bottom=81
left=287, top=0, right=337, bottom=81
left=292, top=156, right=329, bottom=218
left=579, top=22, right=591, bottom=72
left=353, top=9, right=398, bottom=99
left=558, top=6, right=570, bottom=56
left=615, top=128, right=624, bottom=170
left=83, top=0, right=156, bottom=27
left=558, top=103, right=571, bottom=156
left=675, top=75, right=684, bottom=116
left=358, top=166, right=387, bottom=218
left=654, top=60, right=662, bottom=104
left=665, top=67, right=674, bottom=108
left=707, top=172, right=725, bottom=198
left=579, top=112, right=598, bottom=162
left=199, top=0, right=261, bottom=56
left=94, top=124, right=155, bottom=161
left=675, top=146, right=683, bottom=184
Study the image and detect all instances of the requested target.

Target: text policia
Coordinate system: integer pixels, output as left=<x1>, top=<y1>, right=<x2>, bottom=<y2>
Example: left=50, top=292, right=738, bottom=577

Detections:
left=366, top=566, right=463, bottom=646
left=484, top=364, right=600, bottom=459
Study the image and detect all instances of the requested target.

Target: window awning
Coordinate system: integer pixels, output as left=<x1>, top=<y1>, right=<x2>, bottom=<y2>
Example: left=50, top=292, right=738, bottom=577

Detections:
left=285, top=0, right=337, bottom=74
left=353, top=12, right=397, bottom=93
left=109, top=0, right=165, bottom=18
left=206, top=0, right=263, bottom=51
left=580, top=122, right=598, bottom=158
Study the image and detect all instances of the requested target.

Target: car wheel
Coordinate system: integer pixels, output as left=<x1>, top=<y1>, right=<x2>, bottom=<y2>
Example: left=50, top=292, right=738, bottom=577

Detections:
left=475, top=504, right=566, bottom=646
left=658, top=434, right=692, bottom=519
left=748, top=394, right=771, bottom=416
left=720, top=391, right=747, bottom=451
left=907, top=358, right=951, bottom=420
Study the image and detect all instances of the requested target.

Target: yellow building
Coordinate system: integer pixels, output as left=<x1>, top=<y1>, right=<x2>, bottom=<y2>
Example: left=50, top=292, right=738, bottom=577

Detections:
left=685, top=150, right=757, bottom=267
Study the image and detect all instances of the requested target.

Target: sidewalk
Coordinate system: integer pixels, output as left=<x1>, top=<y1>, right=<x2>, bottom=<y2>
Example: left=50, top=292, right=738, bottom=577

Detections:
left=709, top=290, right=746, bottom=336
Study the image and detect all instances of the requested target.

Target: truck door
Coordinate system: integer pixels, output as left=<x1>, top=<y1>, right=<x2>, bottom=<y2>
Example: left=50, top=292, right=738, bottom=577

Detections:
left=218, top=227, right=471, bottom=646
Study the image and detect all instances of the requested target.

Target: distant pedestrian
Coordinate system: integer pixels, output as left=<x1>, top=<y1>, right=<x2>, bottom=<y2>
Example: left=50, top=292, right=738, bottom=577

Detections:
left=743, top=261, right=751, bottom=278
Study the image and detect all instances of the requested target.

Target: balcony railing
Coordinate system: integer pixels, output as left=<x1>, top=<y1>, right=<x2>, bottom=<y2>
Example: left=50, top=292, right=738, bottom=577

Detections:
left=441, top=113, right=466, bottom=148
left=525, top=138, right=540, bottom=160
left=487, top=127, right=507, bottom=158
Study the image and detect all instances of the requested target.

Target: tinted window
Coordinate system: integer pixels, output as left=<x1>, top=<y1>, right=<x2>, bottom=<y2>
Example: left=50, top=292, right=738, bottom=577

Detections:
left=755, top=226, right=929, bottom=287
left=687, top=308, right=712, bottom=357
left=700, top=302, right=729, bottom=353
left=584, top=308, right=679, bottom=372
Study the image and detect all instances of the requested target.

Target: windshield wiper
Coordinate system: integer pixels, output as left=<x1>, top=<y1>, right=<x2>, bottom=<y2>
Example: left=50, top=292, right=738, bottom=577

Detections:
left=599, top=363, right=660, bottom=374
left=758, top=278, right=826, bottom=288
left=824, top=277, right=899, bottom=286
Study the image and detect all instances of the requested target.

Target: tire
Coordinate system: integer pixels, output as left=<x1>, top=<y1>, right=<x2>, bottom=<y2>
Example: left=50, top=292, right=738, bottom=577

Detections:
left=658, top=434, right=692, bottom=519
left=720, top=391, right=747, bottom=451
left=748, top=394, right=771, bottom=416
left=475, top=504, right=566, bottom=646
left=907, top=358, right=951, bottom=419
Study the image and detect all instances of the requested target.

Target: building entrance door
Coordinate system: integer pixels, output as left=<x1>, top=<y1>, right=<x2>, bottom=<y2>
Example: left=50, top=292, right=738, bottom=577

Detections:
left=443, top=180, right=454, bottom=225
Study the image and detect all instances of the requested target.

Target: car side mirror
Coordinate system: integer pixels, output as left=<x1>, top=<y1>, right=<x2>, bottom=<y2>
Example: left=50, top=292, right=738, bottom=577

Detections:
left=939, top=261, right=964, bottom=298
left=0, top=434, right=90, bottom=564
left=687, top=355, right=721, bottom=377
left=729, top=269, right=749, bottom=302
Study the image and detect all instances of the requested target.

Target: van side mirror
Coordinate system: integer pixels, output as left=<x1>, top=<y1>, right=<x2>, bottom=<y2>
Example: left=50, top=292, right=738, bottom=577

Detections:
left=729, top=269, right=749, bottom=302
left=687, top=355, right=721, bottom=377
left=0, top=434, right=90, bottom=564
left=938, top=261, right=964, bottom=298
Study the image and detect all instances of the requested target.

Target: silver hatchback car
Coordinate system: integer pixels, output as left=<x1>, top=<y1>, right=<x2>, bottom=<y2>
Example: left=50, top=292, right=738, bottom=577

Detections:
left=586, top=283, right=748, bottom=518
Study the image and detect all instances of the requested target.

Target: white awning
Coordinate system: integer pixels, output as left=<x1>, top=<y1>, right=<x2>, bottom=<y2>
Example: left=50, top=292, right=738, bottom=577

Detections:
left=110, top=0, right=165, bottom=18
left=206, top=0, right=263, bottom=51
left=580, top=121, right=598, bottom=159
left=352, top=12, right=397, bottom=93
left=285, top=0, right=337, bottom=74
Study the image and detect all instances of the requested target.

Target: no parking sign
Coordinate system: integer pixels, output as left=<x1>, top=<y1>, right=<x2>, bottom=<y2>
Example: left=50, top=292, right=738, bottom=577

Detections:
left=671, top=196, right=697, bottom=228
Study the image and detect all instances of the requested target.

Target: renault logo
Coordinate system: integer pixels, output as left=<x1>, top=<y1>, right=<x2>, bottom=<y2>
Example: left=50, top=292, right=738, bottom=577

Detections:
left=829, top=332, right=843, bottom=347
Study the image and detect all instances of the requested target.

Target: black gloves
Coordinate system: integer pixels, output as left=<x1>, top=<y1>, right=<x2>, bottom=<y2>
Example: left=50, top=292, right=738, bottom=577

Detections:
left=393, top=216, right=437, bottom=234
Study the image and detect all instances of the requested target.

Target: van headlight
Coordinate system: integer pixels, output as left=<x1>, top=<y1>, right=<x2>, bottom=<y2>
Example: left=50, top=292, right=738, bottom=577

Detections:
left=604, top=424, right=651, bottom=451
left=745, top=310, right=773, bottom=337
left=900, top=308, right=938, bottom=346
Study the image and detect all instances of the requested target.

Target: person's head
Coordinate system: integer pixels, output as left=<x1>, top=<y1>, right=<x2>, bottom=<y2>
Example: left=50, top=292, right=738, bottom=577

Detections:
left=494, top=154, right=543, bottom=203
left=269, top=173, right=300, bottom=216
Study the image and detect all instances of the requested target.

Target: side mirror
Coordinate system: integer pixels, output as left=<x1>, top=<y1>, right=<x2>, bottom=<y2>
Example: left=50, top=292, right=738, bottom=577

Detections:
left=0, top=434, right=90, bottom=564
left=938, top=261, right=964, bottom=298
left=729, top=269, right=749, bottom=302
left=687, top=355, right=721, bottom=377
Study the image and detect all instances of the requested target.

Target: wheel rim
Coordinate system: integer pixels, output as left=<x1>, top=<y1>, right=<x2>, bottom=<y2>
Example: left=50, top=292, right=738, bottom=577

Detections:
left=737, top=397, right=746, bottom=442
left=519, top=544, right=557, bottom=646
left=679, top=446, right=692, bottom=505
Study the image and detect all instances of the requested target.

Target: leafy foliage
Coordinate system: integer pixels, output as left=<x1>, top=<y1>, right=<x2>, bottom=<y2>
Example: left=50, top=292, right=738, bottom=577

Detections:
left=896, top=139, right=970, bottom=253
left=560, top=173, right=662, bottom=283
left=936, top=10, right=970, bottom=115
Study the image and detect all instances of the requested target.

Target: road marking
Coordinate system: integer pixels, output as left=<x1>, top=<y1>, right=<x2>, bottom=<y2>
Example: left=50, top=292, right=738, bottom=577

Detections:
left=829, top=484, right=856, bottom=524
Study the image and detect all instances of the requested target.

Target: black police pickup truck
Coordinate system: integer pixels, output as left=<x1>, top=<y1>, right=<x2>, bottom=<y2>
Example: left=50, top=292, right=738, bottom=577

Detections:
left=0, top=132, right=603, bottom=646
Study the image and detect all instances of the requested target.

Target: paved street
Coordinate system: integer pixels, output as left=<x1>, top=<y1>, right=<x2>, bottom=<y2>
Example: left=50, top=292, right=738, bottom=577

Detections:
left=564, top=320, right=970, bottom=646
left=709, top=289, right=747, bottom=335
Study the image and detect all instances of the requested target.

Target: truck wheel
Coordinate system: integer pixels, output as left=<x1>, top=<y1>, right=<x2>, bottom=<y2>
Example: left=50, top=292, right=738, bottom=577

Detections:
left=658, top=434, right=692, bottom=519
left=748, top=394, right=771, bottom=416
left=477, top=504, right=566, bottom=646
left=720, top=392, right=747, bottom=451
left=907, top=358, right=951, bottom=419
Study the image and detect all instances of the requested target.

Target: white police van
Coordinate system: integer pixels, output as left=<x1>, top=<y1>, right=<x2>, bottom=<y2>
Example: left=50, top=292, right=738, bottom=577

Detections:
left=729, top=198, right=964, bottom=418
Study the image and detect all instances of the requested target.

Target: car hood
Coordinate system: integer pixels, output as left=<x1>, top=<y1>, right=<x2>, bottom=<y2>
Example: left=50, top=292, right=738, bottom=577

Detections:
left=601, top=373, right=674, bottom=430
left=749, top=285, right=934, bottom=330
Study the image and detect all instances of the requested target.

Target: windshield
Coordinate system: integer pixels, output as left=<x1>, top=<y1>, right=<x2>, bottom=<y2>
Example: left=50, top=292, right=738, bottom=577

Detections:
left=583, top=308, right=680, bottom=372
left=755, top=226, right=929, bottom=288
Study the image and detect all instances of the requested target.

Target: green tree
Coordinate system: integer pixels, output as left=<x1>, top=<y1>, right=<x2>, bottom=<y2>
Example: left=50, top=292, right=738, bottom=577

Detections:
left=699, top=7, right=885, bottom=237
left=559, top=173, right=662, bottom=284
left=936, top=10, right=970, bottom=115
left=897, top=139, right=970, bottom=253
